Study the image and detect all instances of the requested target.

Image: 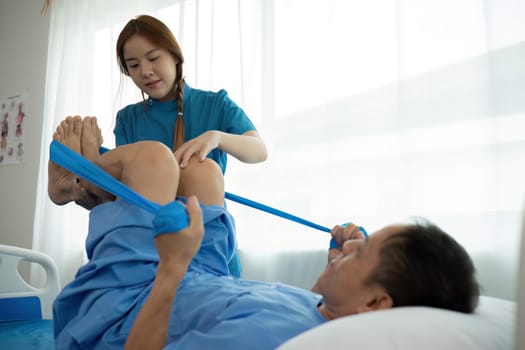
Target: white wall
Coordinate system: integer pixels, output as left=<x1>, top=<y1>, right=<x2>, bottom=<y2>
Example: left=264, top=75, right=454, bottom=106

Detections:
left=0, top=0, right=50, bottom=250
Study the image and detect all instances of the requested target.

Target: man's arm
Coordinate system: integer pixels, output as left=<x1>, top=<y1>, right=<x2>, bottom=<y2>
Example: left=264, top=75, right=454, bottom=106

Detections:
left=125, top=197, right=204, bottom=350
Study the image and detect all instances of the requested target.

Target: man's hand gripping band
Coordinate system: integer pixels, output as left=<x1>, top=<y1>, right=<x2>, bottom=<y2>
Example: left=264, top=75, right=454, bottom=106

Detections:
left=152, top=201, right=189, bottom=237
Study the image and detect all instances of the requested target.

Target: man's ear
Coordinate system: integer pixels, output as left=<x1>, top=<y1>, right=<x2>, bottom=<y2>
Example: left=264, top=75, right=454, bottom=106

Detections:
left=356, top=292, right=393, bottom=313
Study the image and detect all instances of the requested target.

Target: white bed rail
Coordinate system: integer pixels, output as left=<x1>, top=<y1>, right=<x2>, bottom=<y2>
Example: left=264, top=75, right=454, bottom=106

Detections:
left=0, top=244, right=60, bottom=320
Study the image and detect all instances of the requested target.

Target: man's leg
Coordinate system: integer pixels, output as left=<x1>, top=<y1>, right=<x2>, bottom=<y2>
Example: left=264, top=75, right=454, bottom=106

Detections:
left=178, top=157, right=243, bottom=276
left=48, top=116, right=84, bottom=205
left=52, top=116, right=181, bottom=206
left=50, top=115, right=225, bottom=207
left=177, top=157, right=225, bottom=206
left=80, top=116, right=225, bottom=207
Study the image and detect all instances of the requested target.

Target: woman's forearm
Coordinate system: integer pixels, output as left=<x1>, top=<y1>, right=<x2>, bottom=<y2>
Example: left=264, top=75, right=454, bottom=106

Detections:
left=218, top=130, right=268, bottom=163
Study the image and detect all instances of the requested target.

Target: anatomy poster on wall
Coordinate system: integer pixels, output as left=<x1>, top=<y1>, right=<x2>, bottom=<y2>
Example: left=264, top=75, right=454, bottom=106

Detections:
left=1, top=94, right=27, bottom=165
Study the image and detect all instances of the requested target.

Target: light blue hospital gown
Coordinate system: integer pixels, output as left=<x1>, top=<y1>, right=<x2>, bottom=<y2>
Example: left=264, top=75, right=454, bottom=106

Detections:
left=53, top=200, right=326, bottom=349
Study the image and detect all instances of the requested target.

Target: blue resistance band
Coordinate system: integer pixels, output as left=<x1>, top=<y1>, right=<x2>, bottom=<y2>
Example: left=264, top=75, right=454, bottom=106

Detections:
left=224, top=192, right=331, bottom=233
left=50, top=141, right=367, bottom=246
left=50, top=141, right=188, bottom=236
left=225, top=192, right=368, bottom=248
left=224, top=193, right=367, bottom=248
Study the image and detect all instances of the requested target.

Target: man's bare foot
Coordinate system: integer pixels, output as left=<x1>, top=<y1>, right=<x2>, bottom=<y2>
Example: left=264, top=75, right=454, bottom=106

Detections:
left=81, top=116, right=103, bottom=161
left=79, top=117, right=115, bottom=202
left=48, top=116, right=83, bottom=205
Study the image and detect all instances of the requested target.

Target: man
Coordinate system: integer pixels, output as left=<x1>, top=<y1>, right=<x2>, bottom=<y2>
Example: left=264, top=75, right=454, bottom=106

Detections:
left=50, top=116, right=480, bottom=350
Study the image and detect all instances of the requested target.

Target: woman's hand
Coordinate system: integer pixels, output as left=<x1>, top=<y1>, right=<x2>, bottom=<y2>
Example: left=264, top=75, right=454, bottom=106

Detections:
left=174, top=130, right=268, bottom=168
left=174, top=131, right=220, bottom=168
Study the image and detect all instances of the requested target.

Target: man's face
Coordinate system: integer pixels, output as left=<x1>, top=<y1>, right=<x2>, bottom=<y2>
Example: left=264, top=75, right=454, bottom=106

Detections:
left=315, top=225, right=405, bottom=318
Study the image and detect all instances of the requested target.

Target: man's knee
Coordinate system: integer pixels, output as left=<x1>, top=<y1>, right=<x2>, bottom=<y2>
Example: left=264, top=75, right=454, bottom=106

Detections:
left=119, top=141, right=180, bottom=203
left=134, top=141, right=176, bottom=167
left=122, top=141, right=179, bottom=183
left=185, top=157, right=222, bottom=177
left=179, top=157, right=224, bottom=205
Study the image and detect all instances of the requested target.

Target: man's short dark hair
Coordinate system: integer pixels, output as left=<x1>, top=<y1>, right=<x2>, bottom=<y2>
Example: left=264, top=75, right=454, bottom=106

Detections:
left=366, top=220, right=480, bottom=313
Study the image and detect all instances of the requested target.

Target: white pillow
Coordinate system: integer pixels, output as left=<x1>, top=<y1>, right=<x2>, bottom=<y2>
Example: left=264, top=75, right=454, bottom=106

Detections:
left=278, top=296, right=515, bottom=350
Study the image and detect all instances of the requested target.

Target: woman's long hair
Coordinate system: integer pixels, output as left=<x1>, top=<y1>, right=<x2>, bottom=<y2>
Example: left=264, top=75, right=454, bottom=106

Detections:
left=116, top=15, right=185, bottom=115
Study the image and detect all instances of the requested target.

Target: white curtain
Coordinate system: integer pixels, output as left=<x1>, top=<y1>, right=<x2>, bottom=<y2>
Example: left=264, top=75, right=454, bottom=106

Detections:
left=34, top=0, right=525, bottom=300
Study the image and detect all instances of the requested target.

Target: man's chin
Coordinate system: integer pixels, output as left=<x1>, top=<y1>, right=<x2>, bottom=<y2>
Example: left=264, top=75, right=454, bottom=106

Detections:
left=311, top=271, right=328, bottom=294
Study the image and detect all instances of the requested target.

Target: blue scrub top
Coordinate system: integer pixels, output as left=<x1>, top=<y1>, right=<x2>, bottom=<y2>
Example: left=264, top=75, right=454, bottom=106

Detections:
left=114, top=83, right=257, bottom=174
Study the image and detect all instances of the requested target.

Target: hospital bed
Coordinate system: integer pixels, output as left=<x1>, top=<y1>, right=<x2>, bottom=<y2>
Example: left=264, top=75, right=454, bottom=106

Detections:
left=0, top=243, right=519, bottom=350
left=0, top=137, right=522, bottom=350
left=0, top=244, right=59, bottom=349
